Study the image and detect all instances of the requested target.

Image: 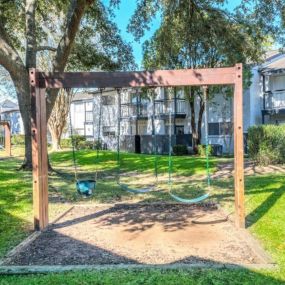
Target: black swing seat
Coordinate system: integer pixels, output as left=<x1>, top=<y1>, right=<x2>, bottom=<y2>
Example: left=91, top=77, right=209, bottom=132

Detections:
left=76, top=179, right=96, bottom=196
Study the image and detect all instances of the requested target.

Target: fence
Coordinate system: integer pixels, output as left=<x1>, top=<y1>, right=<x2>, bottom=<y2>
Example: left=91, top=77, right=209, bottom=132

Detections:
left=120, top=134, right=192, bottom=154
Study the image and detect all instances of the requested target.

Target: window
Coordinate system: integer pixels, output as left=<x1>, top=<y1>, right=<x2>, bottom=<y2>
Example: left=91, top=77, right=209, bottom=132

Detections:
left=85, top=124, right=93, bottom=136
left=103, top=126, right=116, bottom=136
left=175, top=125, right=184, bottom=135
left=102, top=95, right=115, bottom=105
left=85, top=111, right=93, bottom=122
left=208, top=122, right=232, bottom=136
left=74, top=103, right=84, bottom=113
left=208, top=123, right=219, bottom=136
left=85, top=102, right=93, bottom=111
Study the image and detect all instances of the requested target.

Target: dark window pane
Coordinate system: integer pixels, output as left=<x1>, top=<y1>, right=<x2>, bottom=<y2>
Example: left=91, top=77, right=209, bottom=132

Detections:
left=103, top=126, right=116, bottom=136
left=175, top=125, right=184, bottom=135
left=208, top=123, right=219, bottom=135
left=102, top=95, right=115, bottom=105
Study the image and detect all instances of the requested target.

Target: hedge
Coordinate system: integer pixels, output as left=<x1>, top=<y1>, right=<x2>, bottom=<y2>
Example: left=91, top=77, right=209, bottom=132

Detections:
left=61, top=136, right=101, bottom=150
left=248, top=125, right=285, bottom=165
left=173, top=144, right=188, bottom=155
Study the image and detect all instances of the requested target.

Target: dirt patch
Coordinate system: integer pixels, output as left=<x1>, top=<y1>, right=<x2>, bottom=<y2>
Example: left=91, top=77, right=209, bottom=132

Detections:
left=212, top=161, right=285, bottom=179
left=3, top=204, right=266, bottom=266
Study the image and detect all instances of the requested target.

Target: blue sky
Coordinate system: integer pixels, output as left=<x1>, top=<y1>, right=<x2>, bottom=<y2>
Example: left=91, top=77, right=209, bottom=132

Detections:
left=105, top=0, right=242, bottom=68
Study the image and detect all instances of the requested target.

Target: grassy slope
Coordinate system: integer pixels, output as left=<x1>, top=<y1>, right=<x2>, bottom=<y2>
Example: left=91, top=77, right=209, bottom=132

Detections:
left=0, top=150, right=284, bottom=284
left=0, top=158, right=32, bottom=257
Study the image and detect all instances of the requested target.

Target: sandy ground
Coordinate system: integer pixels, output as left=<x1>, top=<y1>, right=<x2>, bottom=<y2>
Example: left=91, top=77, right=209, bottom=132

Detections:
left=212, top=161, right=285, bottom=179
left=4, top=204, right=264, bottom=266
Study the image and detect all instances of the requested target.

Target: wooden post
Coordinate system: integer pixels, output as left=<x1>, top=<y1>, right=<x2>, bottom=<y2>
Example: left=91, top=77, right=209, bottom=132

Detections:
left=0, top=122, right=11, bottom=156
left=30, top=69, right=49, bottom=231
left=234, top=63, right=245, bottom=228
left=4, top=122, right=11, bottom=157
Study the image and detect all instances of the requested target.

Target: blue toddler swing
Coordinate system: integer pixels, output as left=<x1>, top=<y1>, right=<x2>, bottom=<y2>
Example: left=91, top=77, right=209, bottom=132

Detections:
left=69, top=89, right=104, bottom=197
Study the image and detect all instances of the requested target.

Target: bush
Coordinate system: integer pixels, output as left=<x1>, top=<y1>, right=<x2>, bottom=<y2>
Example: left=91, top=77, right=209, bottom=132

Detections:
left=61, top=136, right=102, bottom=150
left=77, top=140, right=94, bottom=150
left=94, top=140, right=102, bottom=150
left=197, top=144, right=213, bottom=157
left=70, top=135, right=86, bottom=150
left=11, top=134, right=25, bottom=145
left=173, top=144, right=188, bottom=155
left=60, top=138, right=72, bottom=148
left=248, top=125, right=285, bottom=165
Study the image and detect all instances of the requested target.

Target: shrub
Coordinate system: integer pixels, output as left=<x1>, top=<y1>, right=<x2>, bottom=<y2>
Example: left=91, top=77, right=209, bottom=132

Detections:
left=60, top=138, right=72, bottom=148
left=70, top=135, right=86, bottom=150
left=11, top=134, right=25, bottom=145
left=61, top=136, right=102, bottom=150
left=197, top=144, right=213, bottom=157
left=173, top=144, right=188, bottom=155
left=77, top=140, right=94, bottom=150
left=248, top=125, right=285, bottom=165
left=94, top=140, right=102, bottom=150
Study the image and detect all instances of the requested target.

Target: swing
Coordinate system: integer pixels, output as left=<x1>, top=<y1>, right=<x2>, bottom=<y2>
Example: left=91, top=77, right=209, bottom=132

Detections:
left=116, top=88, right=158, bottom=194
left=69, top=89, right=104, bottom=197
left=168, top=86, right=211, bottom=204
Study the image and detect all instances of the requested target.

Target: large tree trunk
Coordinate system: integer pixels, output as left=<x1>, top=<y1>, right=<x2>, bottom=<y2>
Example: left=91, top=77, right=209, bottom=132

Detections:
left=187, top=87, right=206, bottom=153
left=48, top=89, right=73, bottom=151
left=49, top=126, right=62, bottom=151
left=0, top=0, right=92, bottom=170
left=197, top=92, right=205, bottom=146
left=9, top=68, right=33, bottom=169
left=187, top=87, right=198, bottom=153
left=18, top=0, right=37, bottom=169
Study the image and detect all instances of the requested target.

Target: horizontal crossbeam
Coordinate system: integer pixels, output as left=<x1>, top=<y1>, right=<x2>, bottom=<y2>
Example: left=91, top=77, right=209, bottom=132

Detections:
left=33, top=66, right=239, bottom=89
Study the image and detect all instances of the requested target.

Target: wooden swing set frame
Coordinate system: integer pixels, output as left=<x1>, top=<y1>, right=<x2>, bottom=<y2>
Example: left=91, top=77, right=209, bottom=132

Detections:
left=29, top=64, right=244, bottom=231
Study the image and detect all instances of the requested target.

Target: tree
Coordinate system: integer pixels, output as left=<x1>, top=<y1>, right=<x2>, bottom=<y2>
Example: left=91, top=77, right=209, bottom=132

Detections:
left=0, top=0, right=135, bottom=168
left=48, top=88, right=74, bottom=151
left=237, top=0, right=285, bottom=47
left=125, top=0, right=269, bottom=150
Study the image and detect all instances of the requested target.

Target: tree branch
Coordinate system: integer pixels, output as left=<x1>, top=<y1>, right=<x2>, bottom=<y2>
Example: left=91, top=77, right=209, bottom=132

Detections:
left=52, top=0, right=92, bottom=72
left=47, top=0, right=92, bottom=119
left=36, top=46, right=57, bottom=52
left=0, top=24, right=25, bottom=78
left=25, top=0, right=37, bottom=68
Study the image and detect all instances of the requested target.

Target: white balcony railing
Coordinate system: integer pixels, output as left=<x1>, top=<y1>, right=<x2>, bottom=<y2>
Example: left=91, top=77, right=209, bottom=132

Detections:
left=121, top=99, right=186, bottom=118
left=265, top=91, right=285, bottom=109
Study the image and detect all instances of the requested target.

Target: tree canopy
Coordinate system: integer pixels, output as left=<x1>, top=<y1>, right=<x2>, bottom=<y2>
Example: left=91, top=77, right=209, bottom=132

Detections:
left=130, top=0, right=270, bottom=71
left=0, top=0, right=136, bottom=167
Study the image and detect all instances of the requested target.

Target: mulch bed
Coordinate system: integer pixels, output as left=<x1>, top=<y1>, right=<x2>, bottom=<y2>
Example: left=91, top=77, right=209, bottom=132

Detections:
left=3, top=204, right=267, bottom=266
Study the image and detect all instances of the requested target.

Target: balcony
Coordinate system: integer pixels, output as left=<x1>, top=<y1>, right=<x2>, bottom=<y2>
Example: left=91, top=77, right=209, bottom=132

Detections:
left=264, top=90, right=285, bottom=110
left=155, top=99, right=186, bottom=118
left=120, top=104, right=149, bottom=119
left=120, top=99, right=186, bottom=120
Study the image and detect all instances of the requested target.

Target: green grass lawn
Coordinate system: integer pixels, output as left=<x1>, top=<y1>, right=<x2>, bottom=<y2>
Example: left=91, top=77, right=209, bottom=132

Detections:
left=0, top=149, right=284, bottom=284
